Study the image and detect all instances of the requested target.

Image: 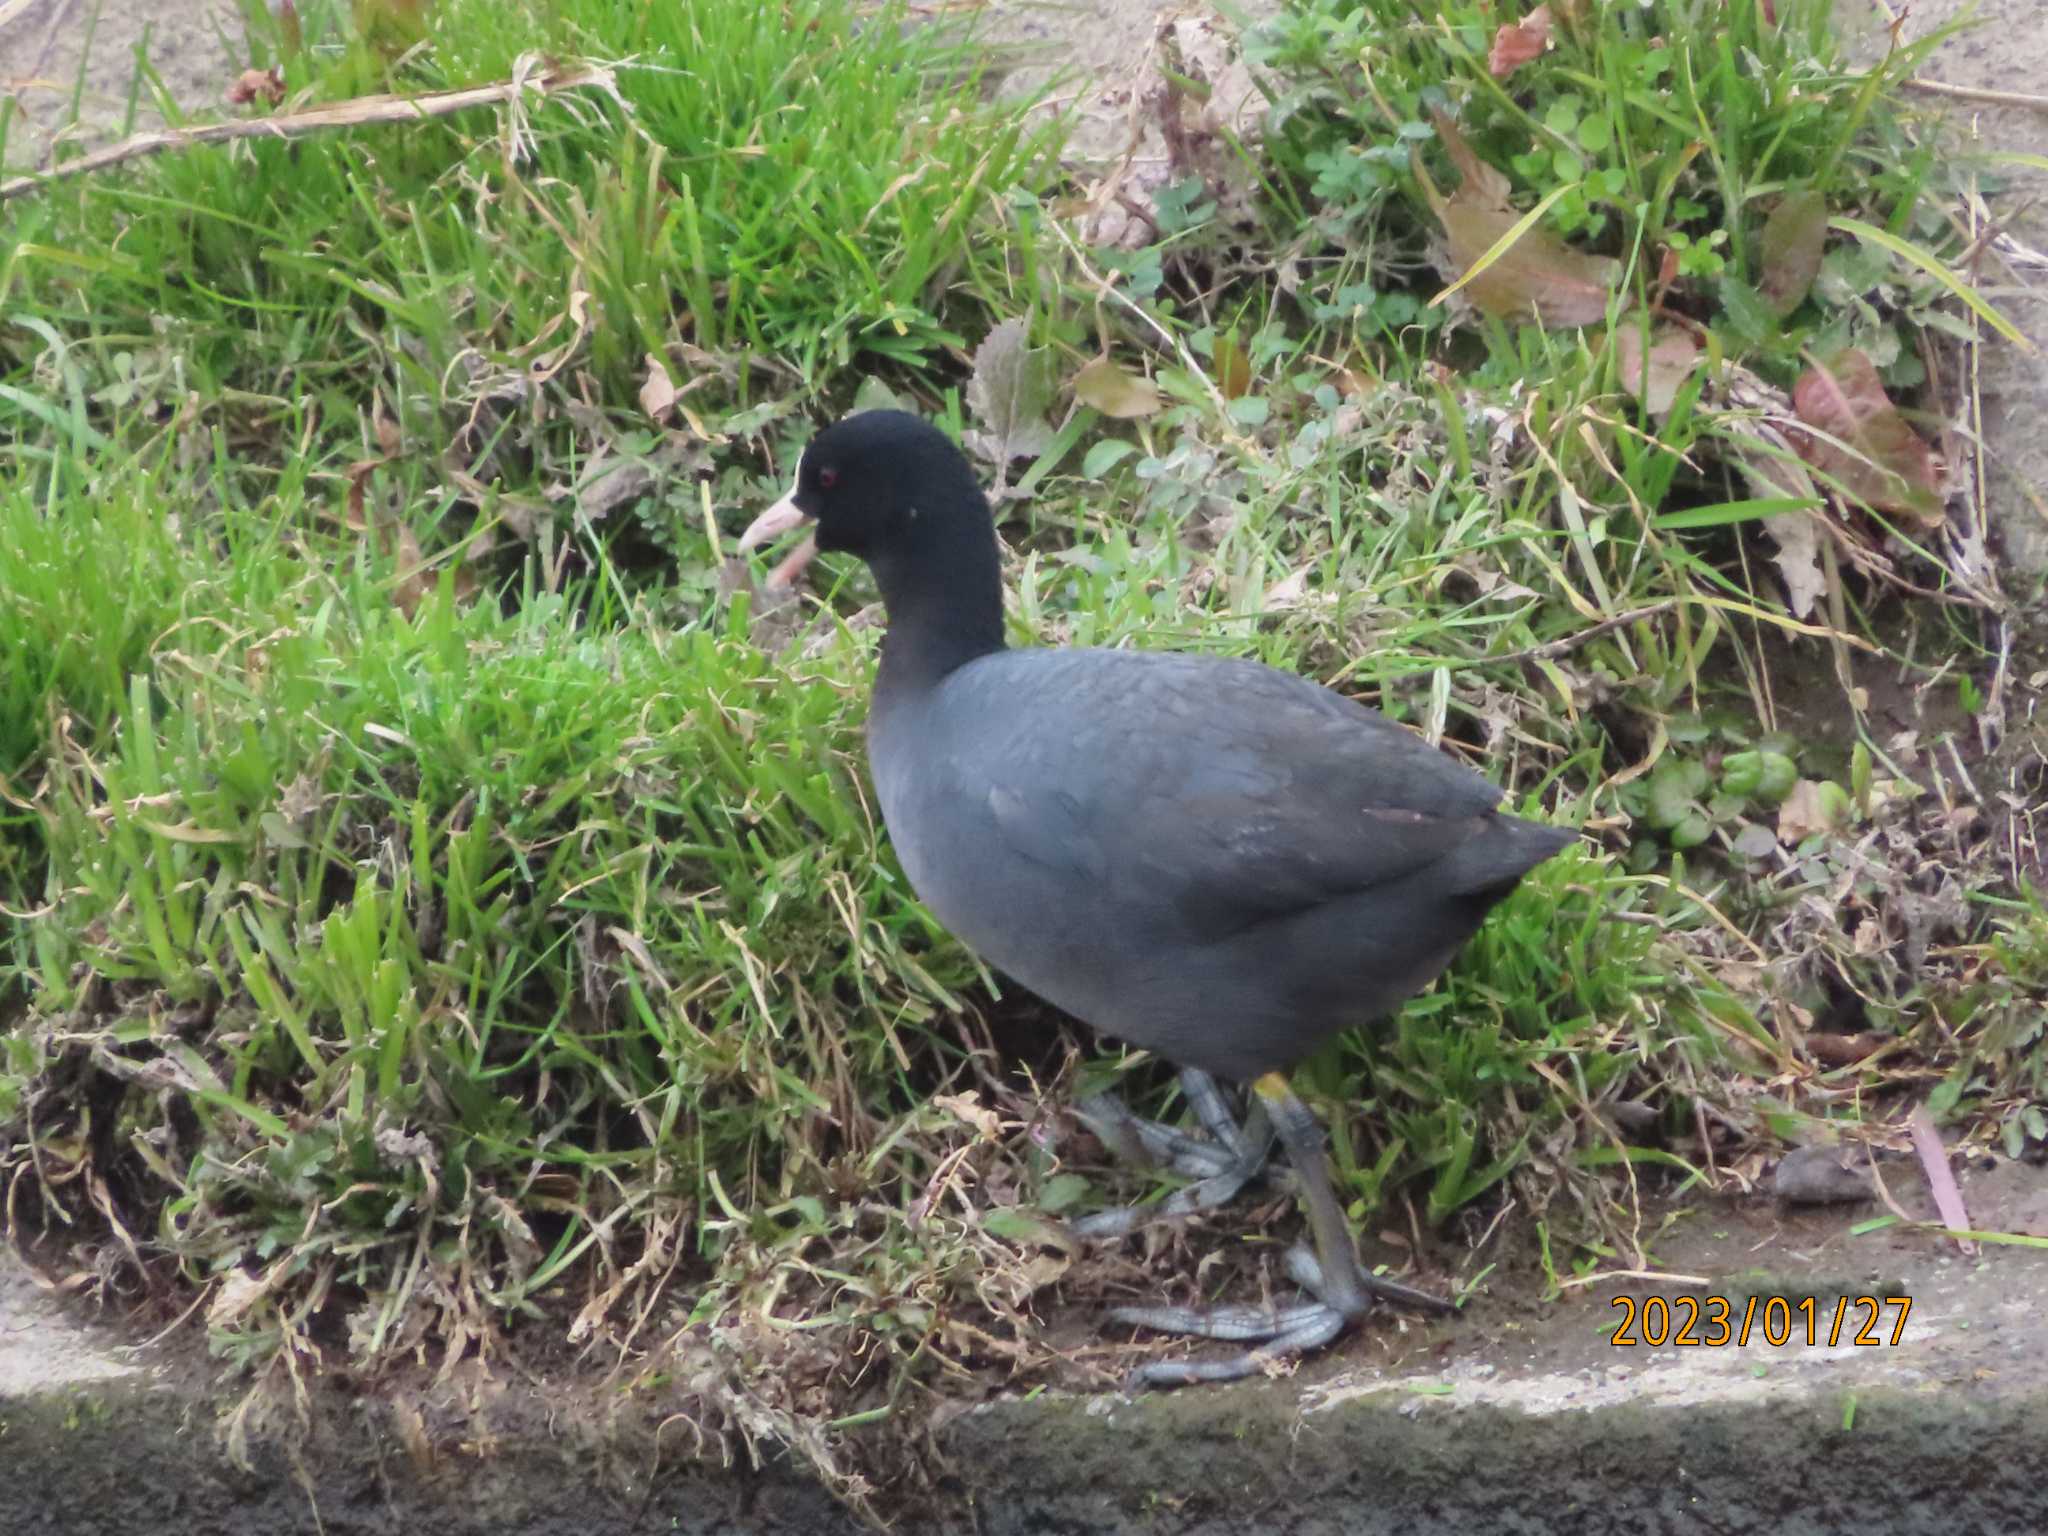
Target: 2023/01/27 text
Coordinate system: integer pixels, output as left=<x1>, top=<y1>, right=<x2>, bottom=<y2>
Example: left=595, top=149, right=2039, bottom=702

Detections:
left=1609, top=1294, right=1912, bottom=1348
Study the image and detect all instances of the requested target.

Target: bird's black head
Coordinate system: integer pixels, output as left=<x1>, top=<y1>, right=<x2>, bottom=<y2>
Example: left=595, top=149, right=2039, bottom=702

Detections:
left=737, top=410, right=1006, bottom=679
left=787, top=410, right=984, bottom=561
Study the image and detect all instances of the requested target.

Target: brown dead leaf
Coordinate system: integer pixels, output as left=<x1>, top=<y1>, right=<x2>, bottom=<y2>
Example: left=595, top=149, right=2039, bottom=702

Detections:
left=1613, top=323, right=1700, bottom=417
left=344, top=457, right=376, bottom=530
left=1757, top=188, right=1828, bottom=318
left=1072, top=354, right=1163, bottom=418
left=639, top=354, right=678, bottom=422
left=1764, top=508, right=1827, bottom=619
left=346, top=453, right=469, bottom=619
left=1652, top=244, right=1681, bottom=307
left=932, top=1091, right=1003, bottom=1141
left=389, top=523, right=433, bottom=619
left=1778, top=778, right=1848, bottom=843
left=576, top=455, right=656, bottom=521
left=1262, top=566, right=1311, bottom=611
left=1430, top=105, right=1511, bottom=206
left=1805, top=1031, right=1890, bottom=1067
left=1713, top=361, right=1832, bottom=617
left=1418, top=110, right=1620, bottom=327
left=1488, top=5, right=1551, bottom=76
left=1790, top=349, right=1944, bottom=524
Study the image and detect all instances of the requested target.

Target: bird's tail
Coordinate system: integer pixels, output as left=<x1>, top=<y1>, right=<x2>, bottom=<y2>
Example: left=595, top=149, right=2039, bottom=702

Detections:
left=1440, top=813, right=1576, bottom=899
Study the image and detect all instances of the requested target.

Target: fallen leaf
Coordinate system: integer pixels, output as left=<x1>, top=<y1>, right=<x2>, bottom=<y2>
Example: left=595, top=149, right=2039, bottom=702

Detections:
left=1488, top=5, right=1551, bottom=76
left=1430, top=105, right=1511, bottom=206
left=1805, top=1031, right=1889, bottom=1066
left=1262, top=566, right=1311, bottom=610
left=1712, top=362, right=1832, bottom=616
left=962, top=317, right=1057, bottom=466
left=1613, top=323, right=1700, bottom=416
left=1071, top=355, right=1163, bottom=418
left=1417, top=110, right=1619, bottom=327
left=577, top=456, right=656, bottom=521
left=932, top=1091, right=1002, bottom=1140
left=345, top=456, right=439, bottom=618
left=1212, top=334, right=1253, bottom=399
left=1790, top=349, right=1944, bottom=523
left=1763, top=508, right=1827, bottom=618
left=227, top=67, right=285, bottom=107
left=1757, top=187, right=1828, bottom=318
left=389, top=522, right=434, bottom=618
left=639, top=354, right=678, bottom=422
left=1777, top=778, right=1850, bottom=843
left=206, top=1268, right=275, bottom=1329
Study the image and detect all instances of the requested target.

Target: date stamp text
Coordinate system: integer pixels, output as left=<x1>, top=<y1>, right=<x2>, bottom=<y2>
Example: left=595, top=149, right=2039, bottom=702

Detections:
left=1610, top=1294, right=1912, bottom=1348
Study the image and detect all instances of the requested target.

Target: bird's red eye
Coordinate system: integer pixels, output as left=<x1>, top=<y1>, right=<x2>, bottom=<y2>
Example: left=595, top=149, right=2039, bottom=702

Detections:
left=818, top=466, right=840, bottom=490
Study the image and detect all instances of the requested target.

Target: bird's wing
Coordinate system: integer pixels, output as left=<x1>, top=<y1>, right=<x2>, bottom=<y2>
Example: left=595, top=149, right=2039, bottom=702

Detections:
left=964, top=650, right=1511, bottom=940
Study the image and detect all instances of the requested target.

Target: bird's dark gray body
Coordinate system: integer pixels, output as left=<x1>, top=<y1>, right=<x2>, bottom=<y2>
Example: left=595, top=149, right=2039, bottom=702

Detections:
left=868, top=645, right=1572, bottom=1082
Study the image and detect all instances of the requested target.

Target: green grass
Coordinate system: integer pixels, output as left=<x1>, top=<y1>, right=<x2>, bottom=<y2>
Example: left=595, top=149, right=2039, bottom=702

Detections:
left=3, top=0, right=2045, bottom=1502
left=3, top=0, right=1056, bottom=448
left=2, top=430, right=976, bottom=1304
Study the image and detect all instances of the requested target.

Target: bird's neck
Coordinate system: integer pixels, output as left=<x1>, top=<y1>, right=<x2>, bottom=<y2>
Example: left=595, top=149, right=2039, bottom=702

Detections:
left=870, top=502, right=1008, bottom=695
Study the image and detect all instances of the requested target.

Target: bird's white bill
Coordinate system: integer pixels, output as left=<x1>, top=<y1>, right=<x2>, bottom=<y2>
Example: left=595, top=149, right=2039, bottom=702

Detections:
left=737, top=485, right=816, bottom=589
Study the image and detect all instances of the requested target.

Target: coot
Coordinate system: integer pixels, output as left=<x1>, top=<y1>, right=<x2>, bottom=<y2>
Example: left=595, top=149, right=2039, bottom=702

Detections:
left=740, top=409, right=1574, bottom=1387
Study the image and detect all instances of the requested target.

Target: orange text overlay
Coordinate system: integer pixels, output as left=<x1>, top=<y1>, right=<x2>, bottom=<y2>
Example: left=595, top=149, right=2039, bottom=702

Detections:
left=1609, top=1294, right=1913, bottom=1348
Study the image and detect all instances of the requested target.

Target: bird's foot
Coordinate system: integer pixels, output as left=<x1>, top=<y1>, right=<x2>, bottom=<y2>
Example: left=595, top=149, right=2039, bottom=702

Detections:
left=1108, top=1244, right=1454, bottom=1390
left=1069, top=1077, right=1273, bottom=1240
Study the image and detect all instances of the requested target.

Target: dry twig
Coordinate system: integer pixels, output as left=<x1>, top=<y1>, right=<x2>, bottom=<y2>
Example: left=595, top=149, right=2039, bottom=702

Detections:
left=1, top=56, right=623, bottom=204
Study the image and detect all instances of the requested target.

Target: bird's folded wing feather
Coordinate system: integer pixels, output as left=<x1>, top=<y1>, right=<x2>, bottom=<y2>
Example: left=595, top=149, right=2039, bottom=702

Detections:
left=968, top=650, right=1506, bottom=938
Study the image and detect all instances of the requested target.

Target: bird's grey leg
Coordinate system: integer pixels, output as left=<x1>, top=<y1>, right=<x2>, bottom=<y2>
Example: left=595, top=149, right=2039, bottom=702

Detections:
left=1178, top=1068, right=1257, bottom=1164
left=1069, top=1069, right=1276, bottom=1240
left=1107, top=1074, right=1454, bottom=1390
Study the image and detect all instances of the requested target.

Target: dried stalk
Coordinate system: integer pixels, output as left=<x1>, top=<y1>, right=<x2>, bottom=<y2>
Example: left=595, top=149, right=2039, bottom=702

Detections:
left=1, top=55, right=623, bottom=204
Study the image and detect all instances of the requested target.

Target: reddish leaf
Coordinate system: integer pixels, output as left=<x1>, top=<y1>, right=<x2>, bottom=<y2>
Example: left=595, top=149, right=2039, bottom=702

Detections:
left=1790, top=350, right=1944, bottom=524
left=1419, top=111, right=1619, bottom=327
left=1488, top=5, right=1551, bottom=76
left=1757, top=188, right=1828, bottom=318
left=227, top=67, right=285, bottom=107
left=1430, top=105, right=1512, bottom=207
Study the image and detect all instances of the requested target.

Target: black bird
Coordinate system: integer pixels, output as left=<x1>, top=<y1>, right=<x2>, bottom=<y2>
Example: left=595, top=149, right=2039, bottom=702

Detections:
left=740, top=409, right=1574, bottom=1387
